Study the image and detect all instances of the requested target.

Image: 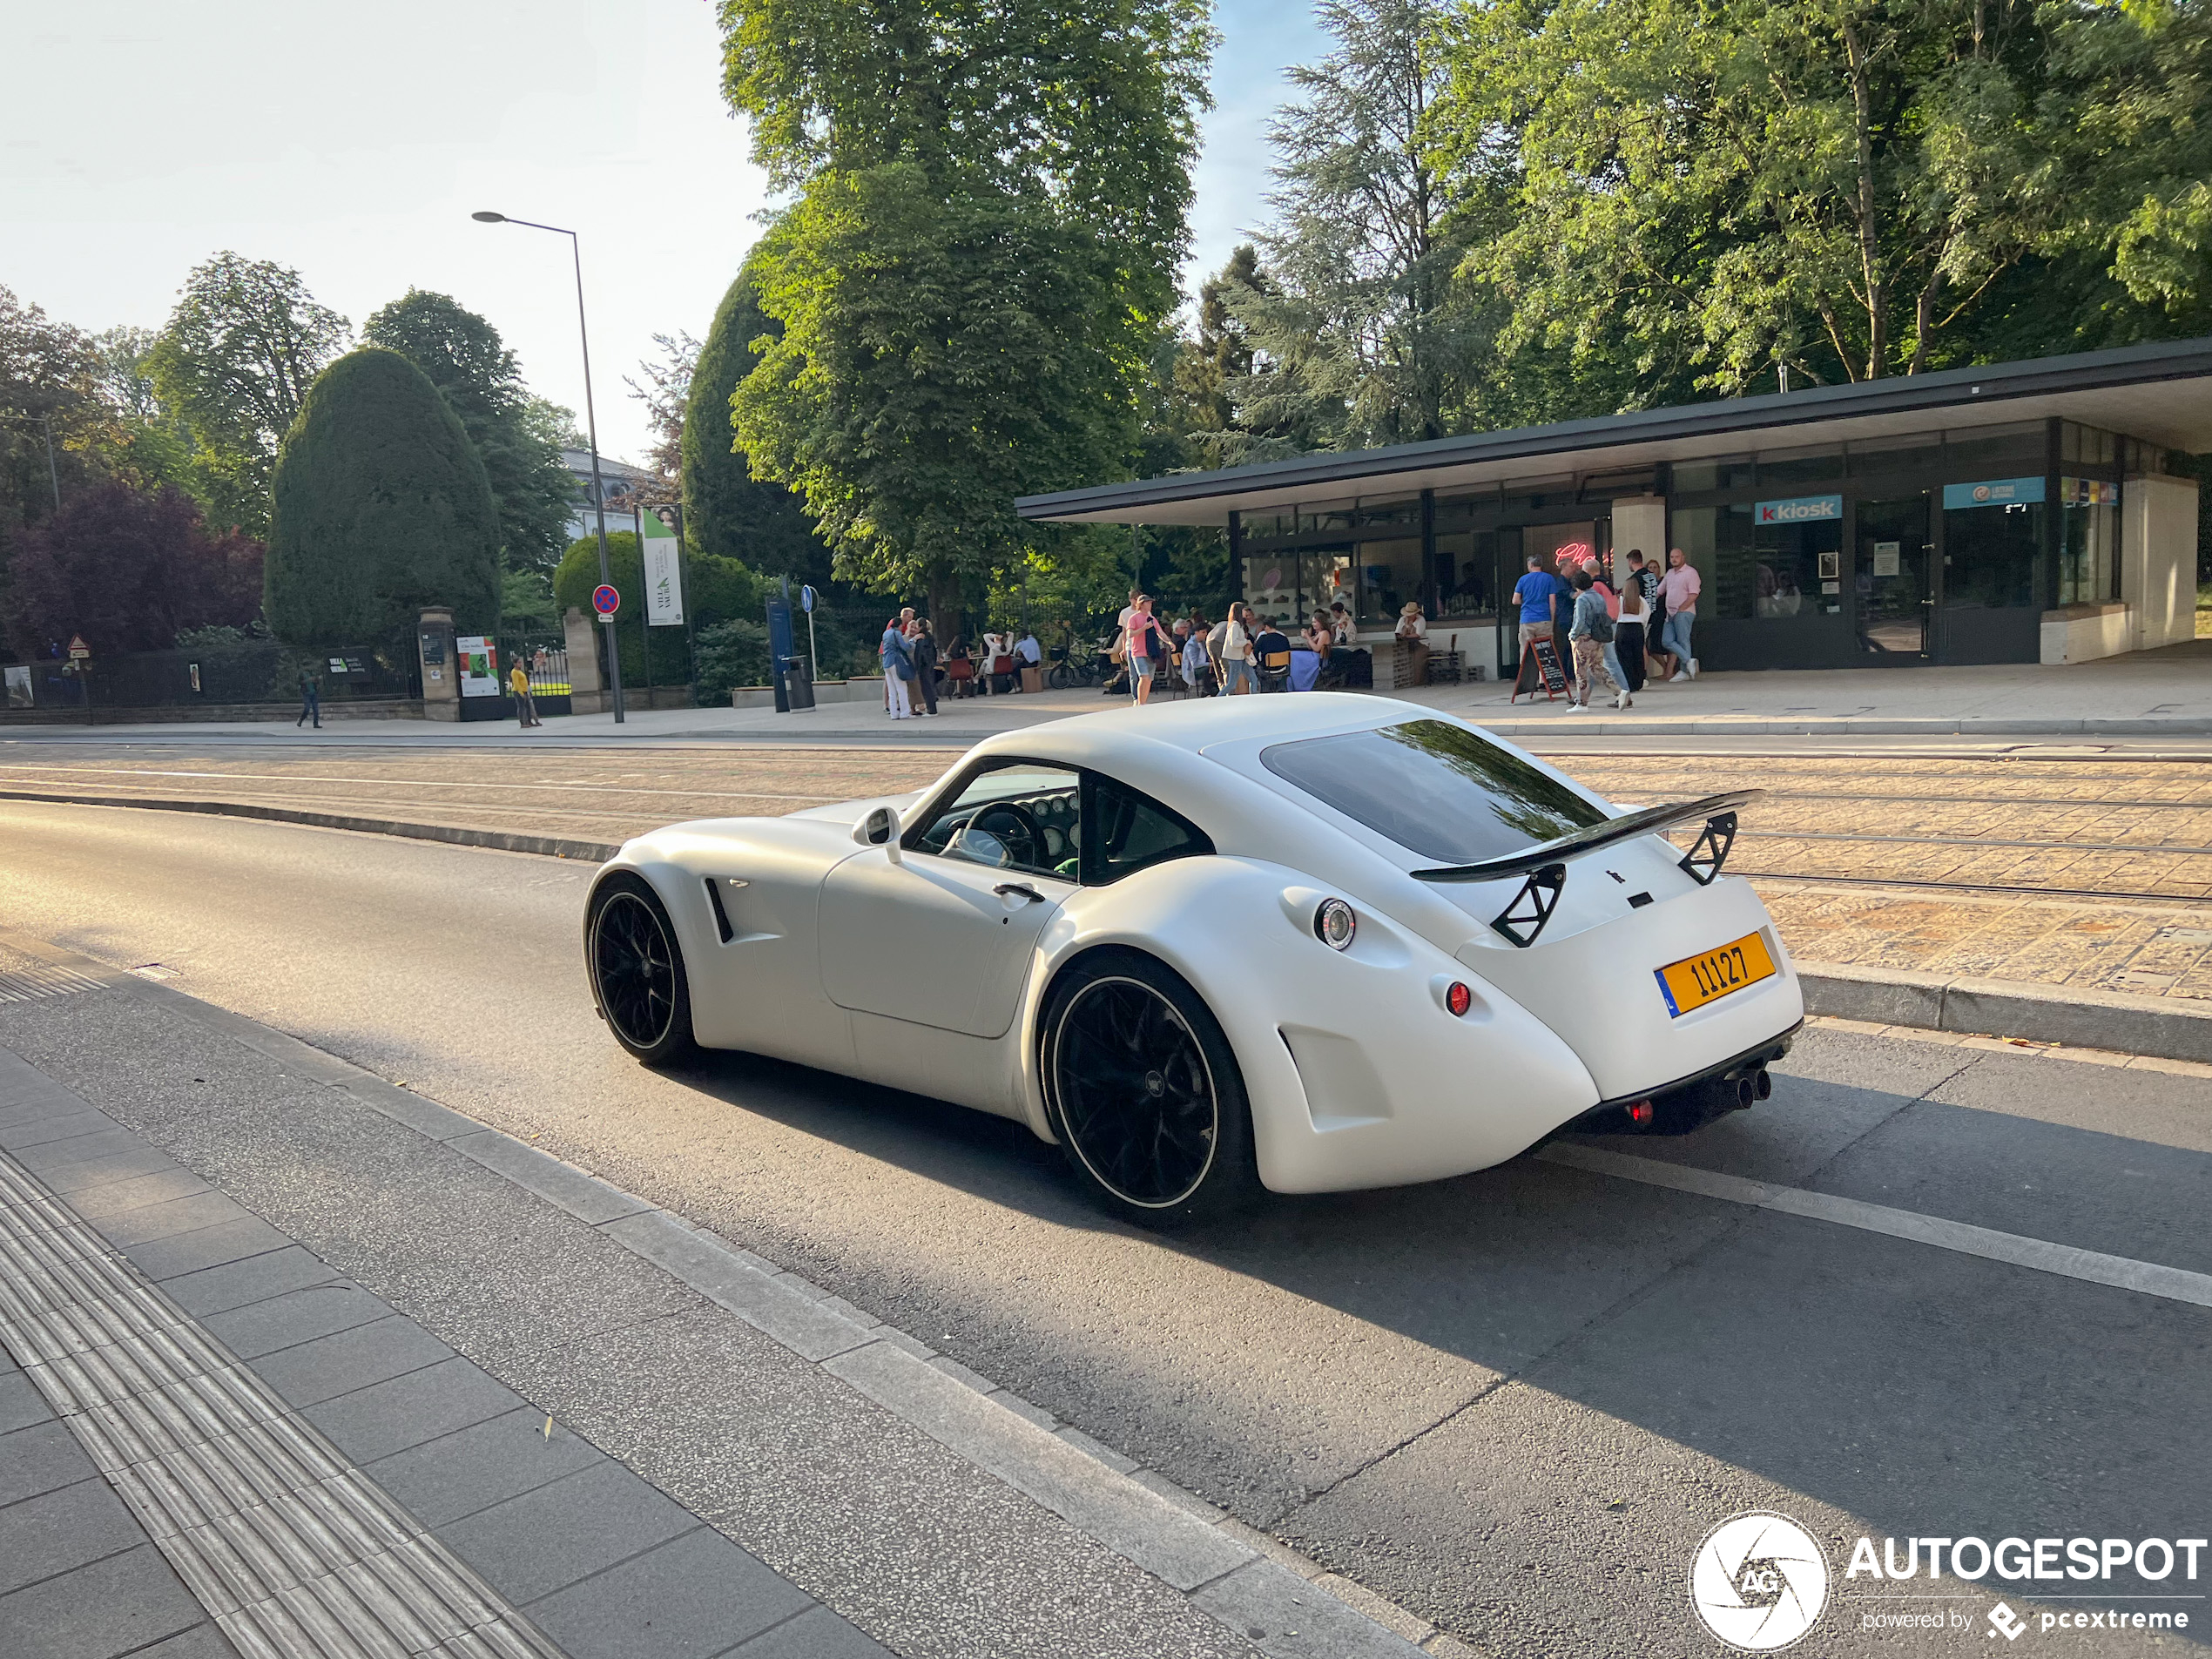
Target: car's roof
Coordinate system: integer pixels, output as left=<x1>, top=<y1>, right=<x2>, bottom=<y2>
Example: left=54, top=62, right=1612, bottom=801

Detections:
left=969, top=692, right=1422, bottom=764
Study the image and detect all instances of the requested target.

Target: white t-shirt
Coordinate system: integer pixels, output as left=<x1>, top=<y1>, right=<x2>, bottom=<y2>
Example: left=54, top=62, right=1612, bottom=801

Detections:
left=1397, top=615, right=1427, bottom=642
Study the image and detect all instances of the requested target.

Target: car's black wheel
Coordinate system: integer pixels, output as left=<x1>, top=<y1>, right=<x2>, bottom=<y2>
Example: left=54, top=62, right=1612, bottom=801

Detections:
left=1041, top=950, right=1258, bottom=1227
left=588, top=873, right=697, bottom=1066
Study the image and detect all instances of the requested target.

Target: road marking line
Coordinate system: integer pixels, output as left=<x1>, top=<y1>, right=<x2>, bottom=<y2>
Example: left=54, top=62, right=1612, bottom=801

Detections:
left=1538, top=1143, right=2212, bottom=1309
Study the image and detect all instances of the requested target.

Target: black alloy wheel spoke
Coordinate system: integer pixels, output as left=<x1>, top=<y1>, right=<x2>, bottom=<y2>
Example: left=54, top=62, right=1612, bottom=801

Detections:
left=597, top=894, right=673, bottom=1048
left=1057, top=978, right=1217, bottom=1208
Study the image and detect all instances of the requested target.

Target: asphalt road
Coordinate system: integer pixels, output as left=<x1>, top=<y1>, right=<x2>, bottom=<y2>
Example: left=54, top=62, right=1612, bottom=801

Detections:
left=5, top=798, right=2209, bottom=1656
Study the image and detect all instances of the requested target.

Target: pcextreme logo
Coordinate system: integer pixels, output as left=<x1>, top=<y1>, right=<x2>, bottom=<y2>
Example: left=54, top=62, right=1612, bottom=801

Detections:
left=1690, top=1512, right=1831, bottom=1651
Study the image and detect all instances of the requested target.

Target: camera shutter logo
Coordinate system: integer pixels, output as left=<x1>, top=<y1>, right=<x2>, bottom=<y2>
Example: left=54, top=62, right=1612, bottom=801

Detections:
left=1689, top=1511, right=1830, bottom=1650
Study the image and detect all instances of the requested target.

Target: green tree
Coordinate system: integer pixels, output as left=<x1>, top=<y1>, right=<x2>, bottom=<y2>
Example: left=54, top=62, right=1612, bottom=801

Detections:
left=265, top=348, right=501, bottom=650
left=361, top=291, right=581, bottom=574
left=1421, top=0, right=2212, bottom=397
left=1247, top=0, right=1479, bottom=448
left=682, top=267, right=831, bottom=586
left=146, top=253, right=349, bottom=532
left=718, top=0, right=1215, bottom=643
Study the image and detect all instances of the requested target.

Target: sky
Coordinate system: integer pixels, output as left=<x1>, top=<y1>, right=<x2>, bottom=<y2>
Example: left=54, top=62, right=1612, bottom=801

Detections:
left=2, top=0, right=1325, bottom=468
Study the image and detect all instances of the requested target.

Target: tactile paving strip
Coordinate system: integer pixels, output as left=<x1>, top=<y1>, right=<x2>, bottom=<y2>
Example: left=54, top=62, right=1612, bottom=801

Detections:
left=0, top=1151, right=569, bottom=1659
left=0, top=962, right=110, bottom=1002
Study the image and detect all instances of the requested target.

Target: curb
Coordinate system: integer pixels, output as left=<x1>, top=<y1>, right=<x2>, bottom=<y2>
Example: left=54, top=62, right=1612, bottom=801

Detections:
left=17, top=786, right=2212, bottom=1069
left=0, top=787, right=621, bottom=863
left=1797, top=962, right=2212, bottom=1066
left=0, top=928, right=1447, bottom=1659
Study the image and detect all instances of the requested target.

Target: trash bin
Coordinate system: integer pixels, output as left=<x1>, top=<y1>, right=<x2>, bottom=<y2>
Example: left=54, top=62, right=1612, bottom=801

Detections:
left=781, top=654, right=816, bottom=711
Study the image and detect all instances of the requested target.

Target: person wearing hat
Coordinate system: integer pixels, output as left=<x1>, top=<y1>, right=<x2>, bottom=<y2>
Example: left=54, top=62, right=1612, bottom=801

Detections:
left=1394, top=601, right=1429, bottom=687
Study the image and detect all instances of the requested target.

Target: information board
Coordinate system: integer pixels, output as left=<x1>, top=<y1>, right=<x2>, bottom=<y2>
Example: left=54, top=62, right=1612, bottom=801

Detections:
left=1514, top=636, right=1570, bottom=701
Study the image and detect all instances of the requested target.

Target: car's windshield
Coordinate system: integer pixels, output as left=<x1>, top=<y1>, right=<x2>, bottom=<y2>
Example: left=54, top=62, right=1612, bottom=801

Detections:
left=1258, top=719, right=1608, bottom=865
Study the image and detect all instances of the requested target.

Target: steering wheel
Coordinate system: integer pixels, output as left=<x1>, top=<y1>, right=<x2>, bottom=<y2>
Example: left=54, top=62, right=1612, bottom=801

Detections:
left=971, top=802, right=1044, bottom=870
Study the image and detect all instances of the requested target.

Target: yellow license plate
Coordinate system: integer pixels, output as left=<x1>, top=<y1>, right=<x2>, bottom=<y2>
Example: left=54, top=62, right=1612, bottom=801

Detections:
left=1656, top=932, right=1776, bottom=1017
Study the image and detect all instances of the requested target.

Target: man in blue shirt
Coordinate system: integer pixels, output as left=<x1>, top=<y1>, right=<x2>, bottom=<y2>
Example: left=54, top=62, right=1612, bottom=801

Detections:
left=1512, top=555, right=1567, bottom=655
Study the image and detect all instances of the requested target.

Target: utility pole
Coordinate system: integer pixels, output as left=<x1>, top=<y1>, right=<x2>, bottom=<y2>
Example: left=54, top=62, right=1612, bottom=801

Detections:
left=473, top=211, right=625, bottom=723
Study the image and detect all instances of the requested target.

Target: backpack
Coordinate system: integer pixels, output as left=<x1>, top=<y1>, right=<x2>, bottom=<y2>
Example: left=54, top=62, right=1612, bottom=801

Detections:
left=1584, top=597, right=1615, bottom=644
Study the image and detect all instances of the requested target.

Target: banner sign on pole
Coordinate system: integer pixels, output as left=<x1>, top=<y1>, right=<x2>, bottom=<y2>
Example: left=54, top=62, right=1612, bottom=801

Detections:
left=643, top=510, right=685, bottom=627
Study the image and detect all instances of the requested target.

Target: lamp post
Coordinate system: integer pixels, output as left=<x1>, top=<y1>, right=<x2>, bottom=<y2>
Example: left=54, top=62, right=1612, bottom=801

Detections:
left=471, top=210, right=624, bottom=724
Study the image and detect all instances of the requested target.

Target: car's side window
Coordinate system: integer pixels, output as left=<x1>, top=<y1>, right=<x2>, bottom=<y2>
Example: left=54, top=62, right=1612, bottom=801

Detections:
left=909, top=762, right=1082, bottom=880
left=1083, top=772, right=1214, bottom=885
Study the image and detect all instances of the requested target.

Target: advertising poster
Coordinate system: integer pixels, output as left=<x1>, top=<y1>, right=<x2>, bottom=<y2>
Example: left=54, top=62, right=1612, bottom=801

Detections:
left=4, top=664, right=30, bottom=709
left=456, top=636, right=500, bottom=697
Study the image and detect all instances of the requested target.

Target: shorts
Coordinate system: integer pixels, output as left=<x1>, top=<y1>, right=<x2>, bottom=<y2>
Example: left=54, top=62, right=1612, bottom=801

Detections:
left=1518, top=621, right=1554, bottom=650
left=1132, top=656, right=1156, bottom=678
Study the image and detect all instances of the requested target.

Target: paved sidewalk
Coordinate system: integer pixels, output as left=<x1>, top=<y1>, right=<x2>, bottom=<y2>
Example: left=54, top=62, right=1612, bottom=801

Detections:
left=0, top=953, right=1368, bottom=1659
left=5, top=637, right=2211, bottom=745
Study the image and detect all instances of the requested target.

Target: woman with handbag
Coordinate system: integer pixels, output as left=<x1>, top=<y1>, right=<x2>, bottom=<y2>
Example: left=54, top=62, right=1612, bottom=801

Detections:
left=880, top=619, right=916, bottom=719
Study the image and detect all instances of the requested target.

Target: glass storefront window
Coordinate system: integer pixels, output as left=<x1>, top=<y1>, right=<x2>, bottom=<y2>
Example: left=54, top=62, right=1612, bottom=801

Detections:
left=1433, top=529, right=1497, bottom=621
left=1671, top=456, right=1755, bottom=493
left=1685, top=496, right=1838, bottom=622
left=2058, top=478, right=2121, bottom=605
left=2061, top=423, right=2117, bottom=466
left=1942, top=421, right=2046, bottom=475
left=1757, top=446, right=1844, bottom=489
left=1943, top=497, right=2046, bottom=610
left=1350, top=537, right=1422, bottom=628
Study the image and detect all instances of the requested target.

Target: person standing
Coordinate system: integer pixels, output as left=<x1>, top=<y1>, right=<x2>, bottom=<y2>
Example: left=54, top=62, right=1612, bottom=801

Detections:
left=509, top=658, right=540, bottom=727
left=1394, top=602, right=1430, bottom=687
left=1657, top=548, right=1702, bottom=680
left=295, top=666, right=320, bottom=729
left=880, top=618, right=915, bottom=719
left=1626, top=550, right=1662, bottom=684
left=1181, top=617, right=1212, bottom=695
left=1216, top=603, right=1256, bottom=695
left=1125, top=595, right=1169, bottom=705
left=1510, top=555, right=1564, bottom=685
left=910, top=619, right=941, bottom=715
left=1615, top=558, right=1649, bottom=698
left=1583, top=556, right=1629, bottom=698
left=1565, top=569, right=1628, bottom=711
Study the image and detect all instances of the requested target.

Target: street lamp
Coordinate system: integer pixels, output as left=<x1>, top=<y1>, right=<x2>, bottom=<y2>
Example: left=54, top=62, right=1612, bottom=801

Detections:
left=471, top=210, right=624, bottom=723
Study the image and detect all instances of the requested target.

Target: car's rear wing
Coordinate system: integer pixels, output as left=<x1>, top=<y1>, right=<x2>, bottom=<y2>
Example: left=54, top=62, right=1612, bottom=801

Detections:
left=1410, top=790, right=1762, bottom=948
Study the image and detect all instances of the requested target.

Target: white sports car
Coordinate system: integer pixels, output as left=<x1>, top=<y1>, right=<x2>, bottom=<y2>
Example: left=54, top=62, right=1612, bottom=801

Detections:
left=584, top=694, right=1803, bottom=1224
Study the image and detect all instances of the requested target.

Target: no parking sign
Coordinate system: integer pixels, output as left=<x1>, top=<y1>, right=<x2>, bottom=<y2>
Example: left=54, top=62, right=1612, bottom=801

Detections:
left=592, top=584, right=620, bottom=618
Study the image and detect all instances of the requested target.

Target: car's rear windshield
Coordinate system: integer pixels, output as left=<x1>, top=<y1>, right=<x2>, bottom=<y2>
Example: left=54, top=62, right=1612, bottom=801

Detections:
left=1259, top=719, right=1608, bottom=865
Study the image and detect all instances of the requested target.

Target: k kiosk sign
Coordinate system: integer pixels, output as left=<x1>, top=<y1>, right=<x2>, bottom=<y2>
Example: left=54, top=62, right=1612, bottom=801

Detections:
left=1755, top=494, right=1843, bottom=525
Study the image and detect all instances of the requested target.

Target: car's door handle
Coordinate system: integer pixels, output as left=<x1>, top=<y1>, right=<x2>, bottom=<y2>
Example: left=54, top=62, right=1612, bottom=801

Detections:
left=994, top=883, right=1046, bottom=904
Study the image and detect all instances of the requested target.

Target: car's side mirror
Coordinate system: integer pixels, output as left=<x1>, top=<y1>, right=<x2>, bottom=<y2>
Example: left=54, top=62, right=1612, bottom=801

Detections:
left=855, top=805, right=903, bottom=863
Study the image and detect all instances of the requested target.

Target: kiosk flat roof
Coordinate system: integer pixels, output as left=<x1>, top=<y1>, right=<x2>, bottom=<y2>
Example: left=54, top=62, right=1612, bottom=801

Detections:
left=1015, top=337, right=2212, bottom=528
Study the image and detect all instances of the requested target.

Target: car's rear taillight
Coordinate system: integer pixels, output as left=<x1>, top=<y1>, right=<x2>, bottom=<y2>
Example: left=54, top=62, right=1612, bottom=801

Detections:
left=1626, top=1099, right=1654, bottom=1127
left=1445, top=981, right=1472, bottom=1018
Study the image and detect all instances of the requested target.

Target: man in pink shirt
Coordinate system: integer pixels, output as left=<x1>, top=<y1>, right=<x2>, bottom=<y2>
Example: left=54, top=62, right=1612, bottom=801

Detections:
left=1656, top=547, right=1702, bottom=681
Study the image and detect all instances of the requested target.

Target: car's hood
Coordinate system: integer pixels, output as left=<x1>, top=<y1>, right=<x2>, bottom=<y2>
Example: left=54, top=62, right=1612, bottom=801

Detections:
left=785, top=790, right=927, bottom=828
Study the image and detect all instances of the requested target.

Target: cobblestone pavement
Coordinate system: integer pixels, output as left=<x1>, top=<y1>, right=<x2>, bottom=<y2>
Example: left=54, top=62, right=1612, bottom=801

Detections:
left=7, top=742, right=2212, bottom=1005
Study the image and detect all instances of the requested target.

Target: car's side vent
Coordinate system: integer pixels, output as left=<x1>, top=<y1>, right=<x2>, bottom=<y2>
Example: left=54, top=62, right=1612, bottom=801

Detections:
left=704, top=877, right=734, bottom=943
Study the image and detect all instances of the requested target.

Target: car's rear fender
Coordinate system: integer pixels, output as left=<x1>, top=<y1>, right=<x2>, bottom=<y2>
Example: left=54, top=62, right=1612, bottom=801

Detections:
left=1023, top=857, right=1602, bottom=1194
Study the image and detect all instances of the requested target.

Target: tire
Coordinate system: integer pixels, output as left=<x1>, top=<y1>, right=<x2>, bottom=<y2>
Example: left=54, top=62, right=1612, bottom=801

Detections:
left=587, top=873, right=698, bottom=1066
left=1040, top=950, right=1258, bottom=1227
left=1047, top=662, right=1075, bottom=690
